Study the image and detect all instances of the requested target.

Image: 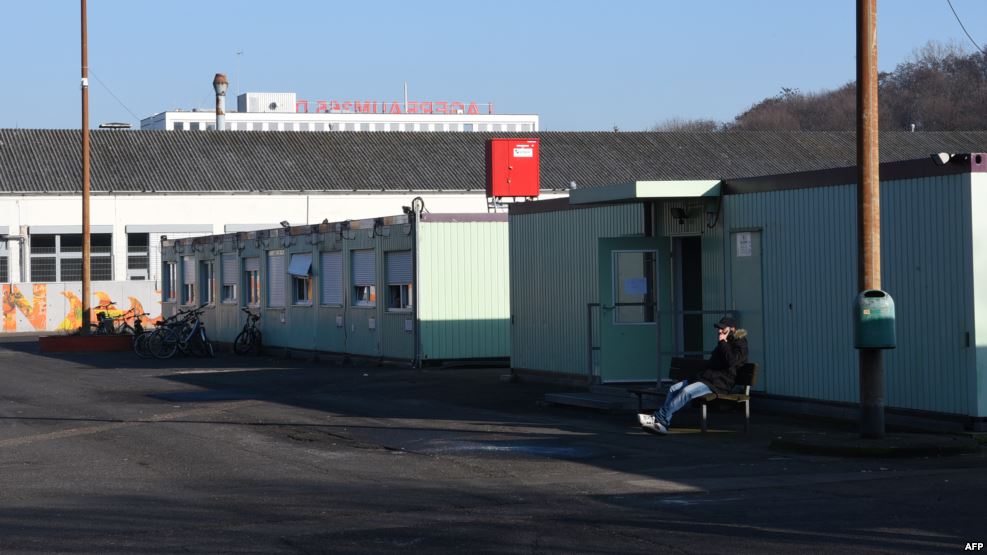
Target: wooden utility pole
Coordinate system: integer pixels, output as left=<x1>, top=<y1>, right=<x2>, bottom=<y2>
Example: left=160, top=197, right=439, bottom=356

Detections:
left=857, top=0, right=884, bottom=438
left=81, top=0, right=92, bottom=334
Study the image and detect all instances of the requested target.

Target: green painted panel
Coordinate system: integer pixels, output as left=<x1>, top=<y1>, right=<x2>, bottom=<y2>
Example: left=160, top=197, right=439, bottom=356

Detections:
left=418, top=221, right=509, bottom=360
left=509, top=204, right=645, bottom=377
left=721, top=174, right=977, bottom=415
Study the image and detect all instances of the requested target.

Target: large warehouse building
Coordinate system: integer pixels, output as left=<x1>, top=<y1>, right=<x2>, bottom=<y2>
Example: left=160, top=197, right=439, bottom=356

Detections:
left=141, top=91, right=540, bottom=133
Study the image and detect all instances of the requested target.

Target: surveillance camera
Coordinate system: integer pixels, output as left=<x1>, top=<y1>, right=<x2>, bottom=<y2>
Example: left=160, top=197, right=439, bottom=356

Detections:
left=932, top=152, right=951, bottom=166
left=280, top=220, right=290, bottom=228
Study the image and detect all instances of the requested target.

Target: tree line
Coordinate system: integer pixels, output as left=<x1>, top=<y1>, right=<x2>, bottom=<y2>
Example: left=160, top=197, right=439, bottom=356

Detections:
left=652, top=42, right=987, bottom=132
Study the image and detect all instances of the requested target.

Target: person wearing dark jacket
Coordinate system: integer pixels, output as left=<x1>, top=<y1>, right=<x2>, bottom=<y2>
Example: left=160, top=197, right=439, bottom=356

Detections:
left=639, top=316, right=749, bottom=434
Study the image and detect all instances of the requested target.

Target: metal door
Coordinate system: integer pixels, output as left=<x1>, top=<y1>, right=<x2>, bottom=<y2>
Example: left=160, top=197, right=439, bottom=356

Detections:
left=598, top=237, right=670, bottom=383
left=730, top=230, right=765, bottom=391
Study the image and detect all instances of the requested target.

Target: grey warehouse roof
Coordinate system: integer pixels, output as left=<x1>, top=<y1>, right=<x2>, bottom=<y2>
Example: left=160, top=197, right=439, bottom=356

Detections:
left=1, top=129, right=986, bottom=194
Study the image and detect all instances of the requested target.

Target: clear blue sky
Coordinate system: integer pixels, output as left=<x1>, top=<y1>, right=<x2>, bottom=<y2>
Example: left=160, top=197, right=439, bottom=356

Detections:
left=0, top=0, right=984, bottom=131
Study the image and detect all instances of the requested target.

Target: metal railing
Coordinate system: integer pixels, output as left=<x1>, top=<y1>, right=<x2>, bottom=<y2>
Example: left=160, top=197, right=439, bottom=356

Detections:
left=586, top=306, right=737, bottom=382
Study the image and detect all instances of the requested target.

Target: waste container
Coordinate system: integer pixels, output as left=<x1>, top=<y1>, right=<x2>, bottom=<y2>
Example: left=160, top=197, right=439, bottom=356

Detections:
left=854, top=290, right=896, bottom=349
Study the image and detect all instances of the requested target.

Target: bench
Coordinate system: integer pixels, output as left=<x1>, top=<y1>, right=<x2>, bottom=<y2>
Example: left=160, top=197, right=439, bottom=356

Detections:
left=629, top=358, right=759, bottom=434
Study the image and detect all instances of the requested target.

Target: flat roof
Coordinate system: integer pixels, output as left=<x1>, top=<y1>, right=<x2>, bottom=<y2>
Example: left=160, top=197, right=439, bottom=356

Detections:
left=568, top=180, right=720, bottom=205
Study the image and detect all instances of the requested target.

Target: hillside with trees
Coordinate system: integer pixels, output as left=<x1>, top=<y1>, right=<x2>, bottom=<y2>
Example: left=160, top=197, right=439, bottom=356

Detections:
left=652, top=42, right=987, bottom=132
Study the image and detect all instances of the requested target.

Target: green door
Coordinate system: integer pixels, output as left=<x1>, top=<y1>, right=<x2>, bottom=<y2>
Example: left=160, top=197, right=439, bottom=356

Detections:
left=598, top=237, right=670, bottom=383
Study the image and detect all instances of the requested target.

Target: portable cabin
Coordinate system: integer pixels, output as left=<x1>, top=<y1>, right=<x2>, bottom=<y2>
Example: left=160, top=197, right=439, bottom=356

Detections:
left=509, top=154, right=987, bottom=429
left=161, top=212, right=508, bottom=364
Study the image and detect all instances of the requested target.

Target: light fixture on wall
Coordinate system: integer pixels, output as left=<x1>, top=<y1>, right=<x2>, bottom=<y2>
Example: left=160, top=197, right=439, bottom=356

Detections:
left=705, top=198, right=721, bottom=229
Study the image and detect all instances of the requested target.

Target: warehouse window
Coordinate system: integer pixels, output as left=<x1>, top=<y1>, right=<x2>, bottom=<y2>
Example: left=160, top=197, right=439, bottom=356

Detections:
left=351, top=249, right=376, bottom=307
left=320, top=251, right=343, bottom=306
left=200, top=260, right=215, bottom=305
left=182, top=256, right=195, bottom=305
left=244, top=257, right=260, bottom=306
left=127, top=233, right=150, bottom=280
left=288, top=253, right=313, bottom=305
left=385, top=250, right=413, bottom=310
left=28, top=232, right=112, bottom=282
left=163, top=262, right=177, bottom=302
left=221, top=254, right=238, bottom=303
left=267, top=250, right=286, bottom=307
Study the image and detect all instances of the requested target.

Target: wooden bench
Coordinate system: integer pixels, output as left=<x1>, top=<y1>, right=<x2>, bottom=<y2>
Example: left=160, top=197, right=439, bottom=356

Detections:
left=629, top=358, right=759, bottom=434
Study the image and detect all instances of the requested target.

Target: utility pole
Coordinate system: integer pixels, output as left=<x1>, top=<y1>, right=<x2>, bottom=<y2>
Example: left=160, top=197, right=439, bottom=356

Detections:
left=857, top=0, right=884, bottom=438
left=80, top=0, right=92, bottom=335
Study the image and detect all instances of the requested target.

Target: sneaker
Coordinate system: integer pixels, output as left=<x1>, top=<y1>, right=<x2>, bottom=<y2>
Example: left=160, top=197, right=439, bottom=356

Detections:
left=637, top=413, right=668, bottom=435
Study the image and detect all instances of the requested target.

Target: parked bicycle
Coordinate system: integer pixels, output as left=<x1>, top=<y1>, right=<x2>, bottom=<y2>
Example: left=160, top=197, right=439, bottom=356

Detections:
left=150, top=304, right=214, bottom=360
left=233, top=308, right=262, bottom=355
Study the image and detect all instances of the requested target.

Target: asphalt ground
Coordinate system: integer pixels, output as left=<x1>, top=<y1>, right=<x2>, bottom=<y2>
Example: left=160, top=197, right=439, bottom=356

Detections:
left=0, top=335, right=984, bottom=554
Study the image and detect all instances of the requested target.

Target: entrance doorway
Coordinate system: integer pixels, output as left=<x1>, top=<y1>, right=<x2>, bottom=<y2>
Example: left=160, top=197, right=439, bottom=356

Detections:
left=673, top=236, right=703, bottom=358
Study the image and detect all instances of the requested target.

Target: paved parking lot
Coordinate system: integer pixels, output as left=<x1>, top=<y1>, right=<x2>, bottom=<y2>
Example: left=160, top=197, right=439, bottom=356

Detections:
left=0, top=335, right=984, bottom=554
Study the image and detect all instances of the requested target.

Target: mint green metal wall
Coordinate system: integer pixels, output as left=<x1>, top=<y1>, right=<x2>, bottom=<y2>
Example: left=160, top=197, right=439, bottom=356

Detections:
left=969, top=172, right=987, bottom=417
left=723, top=174, right=978, bottom=416
left=417, top=221, right=510, bottom=360
left=510, top=204, right=645, bottom=376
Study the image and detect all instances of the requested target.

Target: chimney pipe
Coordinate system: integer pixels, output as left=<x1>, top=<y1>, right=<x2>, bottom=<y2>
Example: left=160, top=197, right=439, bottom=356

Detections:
left=213, top=73, right=229, bottom=130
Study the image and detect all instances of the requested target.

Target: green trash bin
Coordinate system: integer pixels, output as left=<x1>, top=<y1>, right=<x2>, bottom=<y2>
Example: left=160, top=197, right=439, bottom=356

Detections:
left=854, top=290, right=896, bottom=349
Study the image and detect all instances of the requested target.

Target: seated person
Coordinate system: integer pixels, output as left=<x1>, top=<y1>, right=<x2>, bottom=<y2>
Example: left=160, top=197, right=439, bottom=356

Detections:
left=638, top=316, right=748, bottom=434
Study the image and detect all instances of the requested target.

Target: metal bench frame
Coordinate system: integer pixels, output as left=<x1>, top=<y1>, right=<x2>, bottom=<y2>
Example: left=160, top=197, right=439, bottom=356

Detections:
left=629, top=359, right=759, bottom=435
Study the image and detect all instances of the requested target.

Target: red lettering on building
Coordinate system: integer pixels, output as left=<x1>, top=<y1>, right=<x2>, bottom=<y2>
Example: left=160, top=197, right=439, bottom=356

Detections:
left=293, top=99, right=495, bottom=115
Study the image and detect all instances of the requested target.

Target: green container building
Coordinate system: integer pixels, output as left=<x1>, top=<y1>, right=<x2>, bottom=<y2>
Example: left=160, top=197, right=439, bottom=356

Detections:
left=160, top=213, right=509, bottom=364
left=509, top=155, right=987, bottom=428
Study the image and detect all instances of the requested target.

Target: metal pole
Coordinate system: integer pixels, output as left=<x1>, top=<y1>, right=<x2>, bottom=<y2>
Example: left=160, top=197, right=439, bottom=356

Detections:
left=857, top=0, right=884, bottom=438
left=80, top=0, right=92, bottom=335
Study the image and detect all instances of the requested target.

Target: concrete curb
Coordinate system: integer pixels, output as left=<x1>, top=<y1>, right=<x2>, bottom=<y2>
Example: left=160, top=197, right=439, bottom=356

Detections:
left=770, top=431, right=981, bottom=458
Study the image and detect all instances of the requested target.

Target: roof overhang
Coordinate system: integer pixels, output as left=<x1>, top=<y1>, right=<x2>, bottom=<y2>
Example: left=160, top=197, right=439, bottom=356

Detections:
left=568, top=180, right=721, bottom=205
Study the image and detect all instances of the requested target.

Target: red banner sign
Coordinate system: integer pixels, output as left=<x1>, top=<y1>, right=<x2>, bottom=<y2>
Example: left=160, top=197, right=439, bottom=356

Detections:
left=295, top=100, right=491, bottom=115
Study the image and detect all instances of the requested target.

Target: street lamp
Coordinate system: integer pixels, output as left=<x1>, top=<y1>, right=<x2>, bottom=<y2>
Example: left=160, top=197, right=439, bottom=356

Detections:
left=213, top=73, right=228, bottom=130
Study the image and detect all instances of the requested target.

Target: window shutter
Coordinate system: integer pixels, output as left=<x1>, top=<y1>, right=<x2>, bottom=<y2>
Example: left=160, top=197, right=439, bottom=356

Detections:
left=183, top=256, right=195, bottom=284
left=351, top=249, right=376, bottom=286
left=386, top=250, right=413, bottom=285
left=244, top=257, right=260, bottom=272
left=222, top=254, right=238, bottom=285
left=320, top=251, right=343, bottom=305
left=268, top=252, right=286, bottom=307
left=288, top=253, right=312, bottom=277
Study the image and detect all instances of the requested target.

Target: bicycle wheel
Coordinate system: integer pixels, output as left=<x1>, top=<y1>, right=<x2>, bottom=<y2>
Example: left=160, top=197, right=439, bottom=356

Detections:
left=151, top=328, right=179, bottom=359
left=133, top=333, right=153, bottom=359
left=233, top=328, right=254, bottom=355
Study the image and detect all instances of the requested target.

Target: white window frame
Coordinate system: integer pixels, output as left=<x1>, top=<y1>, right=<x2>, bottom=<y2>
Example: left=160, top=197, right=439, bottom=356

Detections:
left=267, top=250, right=286, bottom=308
left=221, top=254, right=238, bottom=304
left=319, top=251, right=343, bottom=306
left=200, top=259, right=215, bottom=305
left=351, top=249, right=376, bottom=308
left=244, top=257, right=261, bottom=307
left=385, top=250, right=413, bottom=311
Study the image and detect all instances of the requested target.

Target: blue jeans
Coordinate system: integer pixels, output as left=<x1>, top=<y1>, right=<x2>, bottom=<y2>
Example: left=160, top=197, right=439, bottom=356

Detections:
left=654, top=380, right=713, bottom=427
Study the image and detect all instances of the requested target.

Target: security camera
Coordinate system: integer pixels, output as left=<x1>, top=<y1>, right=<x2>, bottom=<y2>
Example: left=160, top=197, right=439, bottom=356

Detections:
left=932, top=153, right=951, bottom=166
left=279, top=220, right=290, bottom=228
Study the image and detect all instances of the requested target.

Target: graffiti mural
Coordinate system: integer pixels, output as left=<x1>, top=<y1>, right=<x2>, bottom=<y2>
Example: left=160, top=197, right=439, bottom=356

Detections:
left=1, top=282, right=162, bottom=333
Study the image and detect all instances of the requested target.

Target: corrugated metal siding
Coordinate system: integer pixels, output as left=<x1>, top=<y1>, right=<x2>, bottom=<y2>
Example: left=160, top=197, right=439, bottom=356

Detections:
left=418, top=221, right=510, bottom=360
left=970, top=173, right=987, bottom=417
left=723, top=174, right=975, bottom=415
left=510, top=204, right=644, bottom=376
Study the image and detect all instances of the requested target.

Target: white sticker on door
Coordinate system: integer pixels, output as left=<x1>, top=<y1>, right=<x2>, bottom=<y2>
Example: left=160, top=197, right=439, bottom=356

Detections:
left=736, top=232, right=752, bottom=257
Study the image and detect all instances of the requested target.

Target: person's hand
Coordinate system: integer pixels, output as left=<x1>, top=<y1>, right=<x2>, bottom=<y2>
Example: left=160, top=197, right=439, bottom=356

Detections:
left=718, top=328, right=730, bottom=342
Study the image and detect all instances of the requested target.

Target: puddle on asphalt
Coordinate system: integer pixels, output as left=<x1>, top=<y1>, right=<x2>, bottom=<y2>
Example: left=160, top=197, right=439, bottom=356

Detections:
left=424, top=440, right=596, bottom=459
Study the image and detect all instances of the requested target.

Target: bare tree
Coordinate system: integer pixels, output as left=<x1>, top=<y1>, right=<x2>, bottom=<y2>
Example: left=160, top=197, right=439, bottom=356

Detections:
left=648, top=117, right=722, bottom=132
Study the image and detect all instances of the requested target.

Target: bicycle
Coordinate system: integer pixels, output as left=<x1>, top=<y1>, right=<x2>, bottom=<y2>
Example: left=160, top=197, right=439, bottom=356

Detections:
left=152, top=304, right=214, bottom=359
left=233, top=307, right=262, bottom=355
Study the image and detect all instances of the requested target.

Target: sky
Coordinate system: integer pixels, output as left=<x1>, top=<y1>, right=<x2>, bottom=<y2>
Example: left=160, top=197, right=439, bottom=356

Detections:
left=0, top=0, right=984, bottom=131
